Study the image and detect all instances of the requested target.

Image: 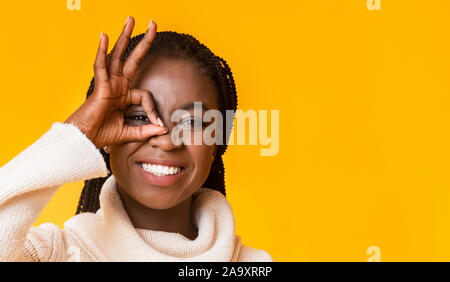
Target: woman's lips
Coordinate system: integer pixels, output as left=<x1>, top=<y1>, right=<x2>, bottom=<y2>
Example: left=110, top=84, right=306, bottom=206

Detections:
left=135, top=159, right=186, bottom=187
left=135, top=158, right=186, bottom=168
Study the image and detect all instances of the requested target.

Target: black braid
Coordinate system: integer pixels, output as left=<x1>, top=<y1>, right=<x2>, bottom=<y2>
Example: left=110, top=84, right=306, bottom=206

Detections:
left=75, top=31, right=238, bottom=215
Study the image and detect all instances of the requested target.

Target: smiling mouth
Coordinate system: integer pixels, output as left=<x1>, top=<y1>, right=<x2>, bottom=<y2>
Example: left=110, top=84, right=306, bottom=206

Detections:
left=137, top=162, right=185, bottom=177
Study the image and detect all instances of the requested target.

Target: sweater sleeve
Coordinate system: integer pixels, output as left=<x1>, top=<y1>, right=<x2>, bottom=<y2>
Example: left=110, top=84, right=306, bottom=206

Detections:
left=0, top=122, right=109, bottom=261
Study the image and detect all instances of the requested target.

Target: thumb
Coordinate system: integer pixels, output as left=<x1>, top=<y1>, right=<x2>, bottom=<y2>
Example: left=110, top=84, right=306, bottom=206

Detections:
left=120, top=124, right=167, bottom=143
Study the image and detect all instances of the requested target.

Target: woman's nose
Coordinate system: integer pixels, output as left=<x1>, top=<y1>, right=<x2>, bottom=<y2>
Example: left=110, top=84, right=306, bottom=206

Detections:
left=147, top=128, right=183, bottom=151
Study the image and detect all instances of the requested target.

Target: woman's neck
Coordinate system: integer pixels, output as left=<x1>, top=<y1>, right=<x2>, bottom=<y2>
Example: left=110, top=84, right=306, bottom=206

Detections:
left=116, top=187, right=198, bottom=241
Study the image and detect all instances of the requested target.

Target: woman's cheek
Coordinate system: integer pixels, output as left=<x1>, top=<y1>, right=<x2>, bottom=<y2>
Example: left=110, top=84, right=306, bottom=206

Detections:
left=109, top=143, right=138, bottom=184
left=179, top=129, right=204, bottom=146
left=187, top=144, right=215, bottom=185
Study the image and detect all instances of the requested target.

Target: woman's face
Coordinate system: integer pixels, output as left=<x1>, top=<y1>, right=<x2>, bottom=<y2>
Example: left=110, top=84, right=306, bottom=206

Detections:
left=108, top=56, right=219, bottom=210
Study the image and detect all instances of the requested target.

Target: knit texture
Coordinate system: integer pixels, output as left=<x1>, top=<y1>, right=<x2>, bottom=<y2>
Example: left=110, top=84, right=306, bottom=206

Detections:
left=0, top=122, right=272, bottom=262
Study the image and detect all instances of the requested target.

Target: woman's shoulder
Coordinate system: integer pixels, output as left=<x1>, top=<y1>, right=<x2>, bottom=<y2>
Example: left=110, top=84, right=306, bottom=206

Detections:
left=237, top=241, right=273, bottom=262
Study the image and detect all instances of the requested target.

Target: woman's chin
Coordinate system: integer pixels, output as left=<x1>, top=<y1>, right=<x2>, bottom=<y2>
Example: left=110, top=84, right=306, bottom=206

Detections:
left=132, top=190, right=186, bottom=210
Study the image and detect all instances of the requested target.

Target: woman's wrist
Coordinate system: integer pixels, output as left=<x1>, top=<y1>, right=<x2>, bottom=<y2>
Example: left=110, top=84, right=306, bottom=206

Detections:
left=64, top=115, right=98, bottom=148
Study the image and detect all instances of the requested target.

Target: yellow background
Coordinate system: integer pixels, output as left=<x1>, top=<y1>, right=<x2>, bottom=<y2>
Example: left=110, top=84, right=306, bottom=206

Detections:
left=0, top=0, right=450, bottom=261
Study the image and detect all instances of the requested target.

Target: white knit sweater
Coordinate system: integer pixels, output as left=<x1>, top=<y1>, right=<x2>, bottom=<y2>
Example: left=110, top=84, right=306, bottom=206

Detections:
left=0, top=122, right=273, bottom=262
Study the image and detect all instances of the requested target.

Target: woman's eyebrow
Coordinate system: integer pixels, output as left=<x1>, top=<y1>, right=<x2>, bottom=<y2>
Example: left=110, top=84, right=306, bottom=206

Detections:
left=179, top=102, right=210, bottom=111
left=126, top=105, right=146, bottom=112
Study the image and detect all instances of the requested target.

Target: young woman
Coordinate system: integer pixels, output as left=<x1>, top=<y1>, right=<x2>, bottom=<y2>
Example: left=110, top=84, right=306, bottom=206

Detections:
left=0, top=17, right=273, bottom=262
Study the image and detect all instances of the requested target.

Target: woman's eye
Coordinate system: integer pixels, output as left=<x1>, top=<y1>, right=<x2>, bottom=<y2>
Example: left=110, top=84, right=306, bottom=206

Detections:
left=180, top=118, right=205, bottom=128
left=125, top=114, right=150, bottom=124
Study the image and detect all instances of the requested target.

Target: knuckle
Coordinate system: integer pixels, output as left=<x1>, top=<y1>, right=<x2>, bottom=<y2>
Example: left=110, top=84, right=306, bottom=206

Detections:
left=110, top=51, right=122, bottom=60
left=93, top=63, right=104, bottom=70
left=130, top=56, right=143, bottom=67
left=122, top=72, right=134, bottom=82
left=136, top=88, right=150, bottom=96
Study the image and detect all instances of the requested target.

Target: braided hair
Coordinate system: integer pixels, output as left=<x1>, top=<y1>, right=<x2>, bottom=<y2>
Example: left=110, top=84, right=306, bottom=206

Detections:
left=75, top=31, right=238, bottom=214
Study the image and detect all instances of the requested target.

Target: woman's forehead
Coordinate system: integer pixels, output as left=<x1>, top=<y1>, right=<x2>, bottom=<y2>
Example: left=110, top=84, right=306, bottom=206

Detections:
left=131, top=56, right=219, bottom=112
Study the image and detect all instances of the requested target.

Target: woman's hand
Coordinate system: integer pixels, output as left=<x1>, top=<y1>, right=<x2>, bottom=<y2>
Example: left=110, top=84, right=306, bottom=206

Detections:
left=65, top=16, right=166, bottom=149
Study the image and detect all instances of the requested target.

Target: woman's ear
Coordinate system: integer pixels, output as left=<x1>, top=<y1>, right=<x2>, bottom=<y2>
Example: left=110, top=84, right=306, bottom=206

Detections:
left=103, top=145, right=110, bottom=154
left=211, top=146, right=217, bottom=162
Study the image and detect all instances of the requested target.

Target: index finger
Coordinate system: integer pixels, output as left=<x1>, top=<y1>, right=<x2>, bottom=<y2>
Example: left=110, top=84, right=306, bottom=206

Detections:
left=129, top=88, right=165, bottom=128
left=122, top=19, right=157, bottom=80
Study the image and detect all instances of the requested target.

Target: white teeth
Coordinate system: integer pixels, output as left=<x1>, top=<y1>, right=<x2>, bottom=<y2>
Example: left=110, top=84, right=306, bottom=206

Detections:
left=140, top=163, right=182, bottom=177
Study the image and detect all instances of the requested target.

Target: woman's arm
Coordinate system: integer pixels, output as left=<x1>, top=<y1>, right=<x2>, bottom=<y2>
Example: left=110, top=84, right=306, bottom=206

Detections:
left=0, top=121, right=108, bottom=261
left=0, top=17, right=164, bottom=261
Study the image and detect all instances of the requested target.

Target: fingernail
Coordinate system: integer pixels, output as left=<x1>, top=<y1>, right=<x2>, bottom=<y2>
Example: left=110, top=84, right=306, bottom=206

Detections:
left=157, top=117, right=164, bottom=127
left=157, top=128, right=168, bottom=136
left=148, top=19, right=153, bottom=30
left=100, top=32, right=103, bottom=40
left=125, top=16, right=131, bottom=26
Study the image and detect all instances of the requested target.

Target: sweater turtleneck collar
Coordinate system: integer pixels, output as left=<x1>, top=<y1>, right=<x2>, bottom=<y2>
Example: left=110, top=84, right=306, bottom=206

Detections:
left=64, top=174, right=242, bottom=261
